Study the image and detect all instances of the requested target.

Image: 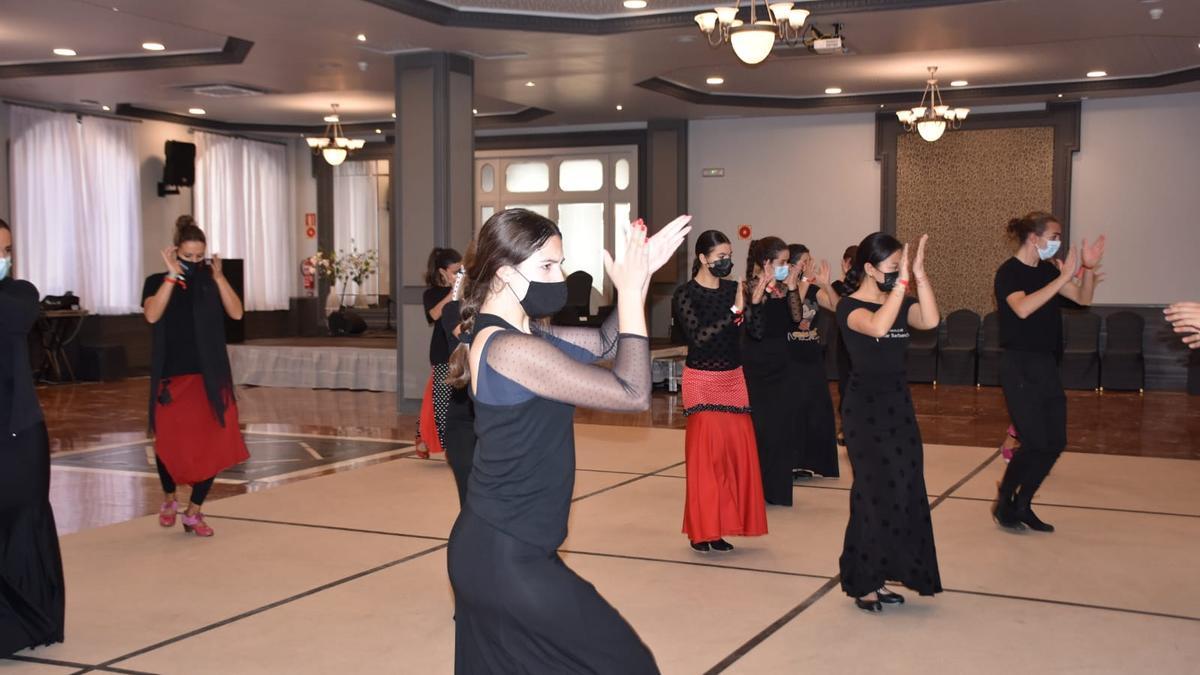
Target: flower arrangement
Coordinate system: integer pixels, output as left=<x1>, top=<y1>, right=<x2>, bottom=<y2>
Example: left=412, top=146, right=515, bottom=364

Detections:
left=304, top=242, right=380, bottom=308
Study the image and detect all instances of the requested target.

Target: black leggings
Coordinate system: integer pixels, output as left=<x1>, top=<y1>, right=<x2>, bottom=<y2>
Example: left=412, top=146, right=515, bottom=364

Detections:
left=155, top=456, right=215, bottom=506
left=998, top=350, right=1067, bottom=499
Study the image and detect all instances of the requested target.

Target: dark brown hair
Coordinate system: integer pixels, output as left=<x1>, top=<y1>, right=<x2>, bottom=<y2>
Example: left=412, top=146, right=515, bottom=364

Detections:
left=174, top=214, right=206, bottom=247
left=425, top=247, right=463, bottom=288
left=446, top=209, right=561, bottom=389
left=0, top=218, right=10, bottom=232
left=843, top=232, right=902, bottom=294
left=692, top=229, right=731, bottom=277
left=842, top=245, right=857, bottom=263
left=1006, top=211, right=1060, bottom=244
left=744, top=236, right=788, bottom=304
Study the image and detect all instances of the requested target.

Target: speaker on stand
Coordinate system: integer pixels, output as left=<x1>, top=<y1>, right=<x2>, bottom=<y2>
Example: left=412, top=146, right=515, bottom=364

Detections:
left=159, top=140, right=196, bottom=197
left=219, top=259, right=245, bottom=344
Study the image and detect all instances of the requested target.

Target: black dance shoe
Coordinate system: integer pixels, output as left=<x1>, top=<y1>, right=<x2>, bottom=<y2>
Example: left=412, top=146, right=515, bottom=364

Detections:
left=855, top=597, right=883, bottom=613
left=710, top=539, right=735, bottom=552
left=690, top=541, right=711, bottom=553
left=992, top=493, right=1026, bottom=532
left=876, top=588, right=905, bottom=605
left=1016, top=507, right=1055, bottom=533
left=792, top=469, right=816, bottom=481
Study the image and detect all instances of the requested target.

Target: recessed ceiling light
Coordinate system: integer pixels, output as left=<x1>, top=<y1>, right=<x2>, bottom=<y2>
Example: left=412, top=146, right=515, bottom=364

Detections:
left=391, top=112, right=396, bottom=118
left=950, top=80, right=968, bottom=87
left=356, top=34, right=367, bottom=42
left=188, top=108, right=206, bottom=115
left=1058, top=93, right=1064, bottom=98
left=53, top=48, right=77, bottom=56
left=616, top=105, right=624, bottom=111
left=825, top=87, right=842, bottom=95
left=706, top=76, right=725, bottom=85
left=142, top=42, right=165, bottom=51
left=472, top=108, right=478, bottom=114
left=375, top=128, right=382, bottom=134
left=624, top=0, right=648, bottom=8
left=1087, top=70, right=1107, bottom=78
left=525, top=81, right=536, bottom=87
left=101, top=105, right=111, bottom=111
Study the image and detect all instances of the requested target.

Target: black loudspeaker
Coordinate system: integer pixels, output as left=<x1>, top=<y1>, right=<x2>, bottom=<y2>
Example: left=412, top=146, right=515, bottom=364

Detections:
left=163, top=140, right=196, bottom=186
left=219, top=259, right=245, bottom=344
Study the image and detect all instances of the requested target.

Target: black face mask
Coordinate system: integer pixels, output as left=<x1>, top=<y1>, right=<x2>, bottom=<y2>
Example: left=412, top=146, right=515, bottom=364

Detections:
left=878, top=270, right=900, bottom=292
left=511, top=270, right=568, bottom=319
left=708, top=258, right=734, bottom=278
left=177, top=258, right=196, bottom=276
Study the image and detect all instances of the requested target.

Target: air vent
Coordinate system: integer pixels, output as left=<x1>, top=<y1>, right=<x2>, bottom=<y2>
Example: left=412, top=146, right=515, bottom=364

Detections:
left=177, top=83, right=268, bottom=98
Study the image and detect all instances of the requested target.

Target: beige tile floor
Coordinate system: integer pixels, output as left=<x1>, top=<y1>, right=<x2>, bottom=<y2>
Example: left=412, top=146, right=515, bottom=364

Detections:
left=6, top=425, right=1200, bottom=674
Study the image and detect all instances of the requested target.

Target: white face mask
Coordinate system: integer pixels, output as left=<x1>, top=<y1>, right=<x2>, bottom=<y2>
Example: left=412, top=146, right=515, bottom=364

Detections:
left=1037, top=239, right=1061, bottom=261
left=0, top=256, right=10, bottom=282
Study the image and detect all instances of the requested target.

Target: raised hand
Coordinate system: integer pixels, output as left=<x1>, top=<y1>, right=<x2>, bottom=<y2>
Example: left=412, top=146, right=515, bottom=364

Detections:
left=1082, top=235, right=1107, bottom=269
left=1060, top=245, right=1080, bottom=279
left=734, top=277, right=745, bottom=312
left=815, top=260, right=831, bottom=286
left=912, top=234, right=930, bottom=284
left=645, top=215, right=693, bottom=275
left=898, top=242, right=911, bottom=284
left=603, top=219, right=651, bottom=296
left=1165, top=302, right=1200, bottom=333
left=211, top=254, right=224, bottom=280
left=161, top=246, right=183, bottom=276
left=751, top=272, right=770, bottom=305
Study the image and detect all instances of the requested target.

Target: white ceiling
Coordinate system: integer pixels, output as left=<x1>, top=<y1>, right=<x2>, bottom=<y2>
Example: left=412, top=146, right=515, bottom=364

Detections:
left=0, top=0, right=1196, bottom=130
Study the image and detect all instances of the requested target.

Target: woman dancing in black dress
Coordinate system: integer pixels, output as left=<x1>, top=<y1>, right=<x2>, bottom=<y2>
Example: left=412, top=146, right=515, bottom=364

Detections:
left=836, top=232, right=942, bottom=612
left=0, top=218, right=66, bottom=656
left=785, top=244, right=840, bottom=479
left=446, top=209, right=690, bottom=672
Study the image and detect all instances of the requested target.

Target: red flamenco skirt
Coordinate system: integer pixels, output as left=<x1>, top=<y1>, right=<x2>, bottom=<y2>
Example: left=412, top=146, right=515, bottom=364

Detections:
left=417, top=369, right=445, bottom=455
left=154, top=374, right=249, bottom=485
left=681, top=367, right=769, bottom=543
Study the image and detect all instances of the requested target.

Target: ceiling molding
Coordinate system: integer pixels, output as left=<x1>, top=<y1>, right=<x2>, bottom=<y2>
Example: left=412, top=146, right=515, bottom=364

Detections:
left=0, top=37, right=254, bottom=80
left=362, top=0, right=1000, bottom=35
left=114, top=103, right=554, bottom=133
left=636, top=65, right=1200, bottom=110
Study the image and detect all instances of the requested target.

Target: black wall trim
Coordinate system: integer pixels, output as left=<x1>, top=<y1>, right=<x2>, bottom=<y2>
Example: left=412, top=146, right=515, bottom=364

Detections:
left=114, top=104, right=551, bottom=133
left=0, top=37, right=253, bottom=80
left=637, top=65, right=1200, bottom=110
left=363, top=0, right=999, bottom=35
left=874, top=102, right=1081, bottom=238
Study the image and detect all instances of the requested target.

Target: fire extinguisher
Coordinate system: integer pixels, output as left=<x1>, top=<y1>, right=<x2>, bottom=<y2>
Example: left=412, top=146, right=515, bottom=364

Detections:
left=302, top=259, right=316, bottom=297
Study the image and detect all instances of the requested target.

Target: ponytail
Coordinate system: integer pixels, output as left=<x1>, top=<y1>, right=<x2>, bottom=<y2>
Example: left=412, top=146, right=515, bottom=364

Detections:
left=844, top=232, right=903, bottom=294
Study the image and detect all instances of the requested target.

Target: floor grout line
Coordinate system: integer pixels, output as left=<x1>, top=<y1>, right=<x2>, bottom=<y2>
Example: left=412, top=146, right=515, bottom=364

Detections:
left=942, top=588, right=1200, bottom=623
left=88, top=543, right=449, bottom=673
left=1, top=654, right=160, bottom=674
left=704, top=448, right=1002, bottom=674
left=558, top=549, right=836, bottom=581
left=571, top=460, right=687, bottom=502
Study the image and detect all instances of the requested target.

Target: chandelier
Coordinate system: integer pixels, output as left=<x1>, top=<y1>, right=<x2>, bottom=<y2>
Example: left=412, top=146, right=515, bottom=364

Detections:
left=896, top=67, right=971, bottom=143
left=694, top=2, right=811, bottom=65
left=305, top=104, right=366, bottom=166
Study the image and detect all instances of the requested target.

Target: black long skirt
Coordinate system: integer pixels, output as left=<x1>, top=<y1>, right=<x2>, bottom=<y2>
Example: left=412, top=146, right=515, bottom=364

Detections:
left=838, top=374, right=942, bottom=598
left=443, top=392, right=476, bottom=507
left=0, top=423, right=65, bottom=657
left=448, top=508, right=658, bottom=674
left=744, top=346, right=794, bottom=506
left=789, top=358, right=840, bottom=477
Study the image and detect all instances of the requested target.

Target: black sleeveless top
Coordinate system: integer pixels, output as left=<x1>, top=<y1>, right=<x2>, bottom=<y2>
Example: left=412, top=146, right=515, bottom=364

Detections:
left=465, top=312, right=650, bottom=552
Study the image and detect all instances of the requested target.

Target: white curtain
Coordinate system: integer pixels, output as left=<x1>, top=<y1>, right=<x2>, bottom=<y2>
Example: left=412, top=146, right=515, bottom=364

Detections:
left=194, top=131, right=292, bottom=311
left=10, top=105, right=141, bottom=314
left=333, top=161, right=381, bottom=304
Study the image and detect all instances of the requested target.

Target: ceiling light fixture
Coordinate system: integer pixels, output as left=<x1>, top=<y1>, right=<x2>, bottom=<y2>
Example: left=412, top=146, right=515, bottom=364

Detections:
left=375, top=129, right=382, bottom=134
left=895, top=66, right=969, bottom=143
left=391, top=112, right=397, bottom=118
left=694, top=1, right=811, bottom=65
left=624, top=0, right=648, bottom=8
left=142, top=42, right=165, bottom=51
left=825, top=87, right=842, bottom=95
left=950, top=80, right=968, bottom=87
left=706, top=76, right=725, bottom=85
left=53, top=48, right=77, bottom=56
left=472, top=108, right=478, bottom=114
left=102, top=105, right=111, bottom=111
left=188, top=108, right=206, bottom=115
left=356, top=34, right=367, bottom=42
left=616, top=104, right=624, bottom=111
left=1087, top=70, right=1107, bottom=78
left=525, top=81, right=536, bottom=87
left=306, top=104, right=365, bottom=166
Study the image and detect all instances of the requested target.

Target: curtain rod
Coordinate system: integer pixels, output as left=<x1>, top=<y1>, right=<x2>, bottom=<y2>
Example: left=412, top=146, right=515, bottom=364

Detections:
left=2, top=99, right=143, bottom=123
left=187, top=127, right=288, bottom=147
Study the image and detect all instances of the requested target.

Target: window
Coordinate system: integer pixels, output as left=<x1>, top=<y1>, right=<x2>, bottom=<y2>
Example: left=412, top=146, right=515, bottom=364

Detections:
left=505, top=162, right=550, bottom=193
left=480, top=163, right=495, bottom=193
left=559, top=159, right=604, bottom=192
left=614, top=158, right=631, bottom=191
left=557, top=203, right=606, bottom=292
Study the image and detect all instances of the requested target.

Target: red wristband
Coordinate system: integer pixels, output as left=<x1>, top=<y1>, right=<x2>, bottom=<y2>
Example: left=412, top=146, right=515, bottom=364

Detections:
left=897, top=279, right=910, bottom=287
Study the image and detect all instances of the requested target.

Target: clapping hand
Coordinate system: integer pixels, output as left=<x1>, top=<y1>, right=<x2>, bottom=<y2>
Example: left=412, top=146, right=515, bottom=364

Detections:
left=898, top=242, right=911, bottom=285
left=814, top=260, right=832, bottom=286
left=911, top=234, right=930, bottom=284
left=1082, top=235, right=1107, bottom=269
left=1165, top=302, right=1200, bottom=349
left=644, top=215, right=693, bottom=277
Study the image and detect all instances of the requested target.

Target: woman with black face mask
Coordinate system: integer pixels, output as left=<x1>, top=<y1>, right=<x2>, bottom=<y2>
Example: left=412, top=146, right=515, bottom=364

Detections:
left=445, top=208, right=689, bottom=673
left=784, top=244, right=840, bottom=480
left=141, top=216, right=249, bottom=538
left=0, top=218, right=66, bottom=657
left=671, top=230, right=768, bottom=553
left=836, top=232, right=942, bottom=612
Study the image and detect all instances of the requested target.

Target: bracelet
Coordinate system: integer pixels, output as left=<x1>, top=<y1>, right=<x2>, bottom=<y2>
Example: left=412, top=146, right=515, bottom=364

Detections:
left=164, top=277, right=187, bottom=290
left=897, top=279, right=910, bottom=287
left=730, top=305, right=743, bottom=315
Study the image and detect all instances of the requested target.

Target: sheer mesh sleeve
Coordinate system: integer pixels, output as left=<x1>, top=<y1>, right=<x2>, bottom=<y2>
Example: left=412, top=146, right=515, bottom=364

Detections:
left=788, top=288, right=805, bottom=323
left=484, top=330, right=651, bottom=412
left=744, top=298, right=766, bottom=341
left=536, top=308, right=621, bottom=362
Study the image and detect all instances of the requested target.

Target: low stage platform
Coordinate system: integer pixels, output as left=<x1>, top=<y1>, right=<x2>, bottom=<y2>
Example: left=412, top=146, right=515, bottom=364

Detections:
left=229, top=333, right=398, bottom=392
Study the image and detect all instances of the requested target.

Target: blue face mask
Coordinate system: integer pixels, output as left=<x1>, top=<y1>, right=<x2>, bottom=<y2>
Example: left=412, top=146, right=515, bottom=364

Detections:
left=0, top=256, right=10, bottom=282
left=773, top=265, right=789, bottom=282
left=1037, top=239, right=1061, bottom=261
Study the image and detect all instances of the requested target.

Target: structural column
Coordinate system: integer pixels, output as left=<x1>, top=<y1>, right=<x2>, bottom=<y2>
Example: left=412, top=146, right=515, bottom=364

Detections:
left=393, top=52, right=475, bottom=403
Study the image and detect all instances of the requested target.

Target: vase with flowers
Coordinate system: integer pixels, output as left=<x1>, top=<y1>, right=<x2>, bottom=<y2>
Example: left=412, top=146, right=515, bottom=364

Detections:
left=304, top=242, right=380, bottom=336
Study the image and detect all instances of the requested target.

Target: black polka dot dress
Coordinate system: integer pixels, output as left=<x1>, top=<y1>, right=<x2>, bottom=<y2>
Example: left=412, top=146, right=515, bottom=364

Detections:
left=835, top=295, right=942, bottom=598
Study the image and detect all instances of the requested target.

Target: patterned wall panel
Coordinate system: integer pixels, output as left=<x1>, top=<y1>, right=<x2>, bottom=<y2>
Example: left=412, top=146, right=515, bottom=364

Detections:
left=895, top=127, right=1054, bottom=317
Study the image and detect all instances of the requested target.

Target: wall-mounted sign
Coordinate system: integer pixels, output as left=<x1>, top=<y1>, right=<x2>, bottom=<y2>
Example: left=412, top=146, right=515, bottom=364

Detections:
left=702, top=168, right=725, bottom=178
